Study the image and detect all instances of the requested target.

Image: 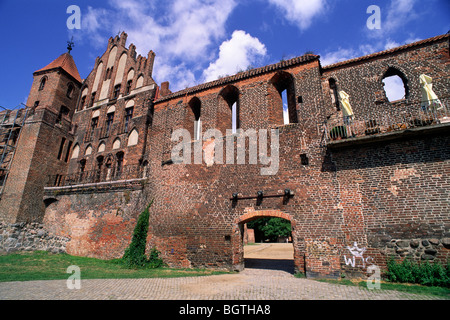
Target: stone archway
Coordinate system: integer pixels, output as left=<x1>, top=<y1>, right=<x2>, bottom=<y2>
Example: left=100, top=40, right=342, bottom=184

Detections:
left=231, top=209, right=301, bottom=273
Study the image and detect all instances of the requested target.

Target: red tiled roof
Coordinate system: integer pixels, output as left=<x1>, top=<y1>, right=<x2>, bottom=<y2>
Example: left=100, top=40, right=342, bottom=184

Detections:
left=155, top=54, right=320, bottom=103
left=35, top=52, right=82, bottom=83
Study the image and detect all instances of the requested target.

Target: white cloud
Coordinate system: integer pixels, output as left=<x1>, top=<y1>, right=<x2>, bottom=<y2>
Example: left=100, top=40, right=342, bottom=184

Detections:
left=78, top=0, right=239, bottom=91
left=366, top=0, right=418, bottom=39
left=384, top=39, right=401, bottom=50
left=267, top=0, right=327, bottom=30
left=384, top=0, right=417, bottom=34
left=202, top=30, right=267, bottom=82
left=166, top=0, right=236, bottom=60
left=320, top=48, right=357, bottom=66
left=320, top=35, right=420, bottom=67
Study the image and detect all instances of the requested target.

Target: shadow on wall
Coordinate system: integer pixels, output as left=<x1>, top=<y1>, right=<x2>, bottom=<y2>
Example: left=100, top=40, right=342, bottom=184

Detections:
left=320, top=134, right=450, bottom=172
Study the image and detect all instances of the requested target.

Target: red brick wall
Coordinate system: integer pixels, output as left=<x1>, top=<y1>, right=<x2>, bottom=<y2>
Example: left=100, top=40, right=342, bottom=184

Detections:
left=28, top=34, right=450, bottom=279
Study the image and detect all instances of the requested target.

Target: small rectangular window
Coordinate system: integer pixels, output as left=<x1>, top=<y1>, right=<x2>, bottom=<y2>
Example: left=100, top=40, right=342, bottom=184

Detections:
left=113, top=85, right=121, bottom=99
left=64, top=141, right=73, bottom=162
left=124, top=107, right=134, bottom=133
left=57, top=137, right=66, bottom=160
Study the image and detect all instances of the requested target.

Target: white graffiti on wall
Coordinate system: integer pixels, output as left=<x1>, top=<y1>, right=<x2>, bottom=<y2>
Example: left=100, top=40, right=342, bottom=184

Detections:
left=343, top=242, right=380, bottom=290
left=343, top=242, right=374, bottom=268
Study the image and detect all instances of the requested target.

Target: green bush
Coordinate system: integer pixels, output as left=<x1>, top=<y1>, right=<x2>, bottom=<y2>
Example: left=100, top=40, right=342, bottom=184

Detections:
left=386, top=257, right=449, bottom=288
left=121, top=200, right=164, bottom=269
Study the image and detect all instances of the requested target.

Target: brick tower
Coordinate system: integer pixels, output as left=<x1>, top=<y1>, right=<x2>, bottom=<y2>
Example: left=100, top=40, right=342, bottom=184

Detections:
left=0, top=47, right=82, bottom=223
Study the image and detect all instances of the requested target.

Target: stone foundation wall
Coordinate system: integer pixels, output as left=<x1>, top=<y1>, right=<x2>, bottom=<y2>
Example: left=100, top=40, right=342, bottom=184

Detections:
left=385, top=238, right=450, bottom=262
left=0, top=222, right=69, bottom=254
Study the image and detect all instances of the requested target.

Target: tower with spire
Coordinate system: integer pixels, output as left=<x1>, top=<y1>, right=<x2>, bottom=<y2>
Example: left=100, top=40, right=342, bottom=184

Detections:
left=0, top=46, right=82, bottom=223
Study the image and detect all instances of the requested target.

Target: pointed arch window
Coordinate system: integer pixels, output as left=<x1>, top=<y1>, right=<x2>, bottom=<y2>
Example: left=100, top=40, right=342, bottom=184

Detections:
left=39, top=77, right=47, bottom=91
left=219, top=85, right=240, bottom=134
left=269, top=71, right=298, bottom=125
left=66, top=83, right=74, bottom=98
left=187, top=97, right=202, bottom=140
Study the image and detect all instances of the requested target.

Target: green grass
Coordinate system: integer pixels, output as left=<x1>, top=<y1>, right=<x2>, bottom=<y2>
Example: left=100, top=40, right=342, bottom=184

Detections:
left=315, top=278, right=450, bottom=299
left=0, top=251, right=229, bottom=282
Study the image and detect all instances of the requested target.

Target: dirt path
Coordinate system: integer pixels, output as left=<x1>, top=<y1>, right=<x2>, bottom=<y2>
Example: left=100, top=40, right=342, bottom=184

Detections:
left=244, top=243, right=294, bottom=260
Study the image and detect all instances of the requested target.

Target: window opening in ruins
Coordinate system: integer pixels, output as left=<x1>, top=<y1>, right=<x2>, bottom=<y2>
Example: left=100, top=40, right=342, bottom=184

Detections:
left=57, top=137, right=66, bottom=160
left=39, top=77, right=47, bottom=91
left=66, top=83, right=74, bottom=98
left=328, top=78, right=340, bottom=111
left=382, top=68, right=409, bottom=102
left=64, top=141, right=73, bottom=162
left=282, top=90, right=289, bottom=125
left=188, top=97, right=202, bottom=140
left=270, top=71, right=298, bottom=125
left=219, top=85, right=239, bottom=134
left=232, top=101, right=238, bottom=134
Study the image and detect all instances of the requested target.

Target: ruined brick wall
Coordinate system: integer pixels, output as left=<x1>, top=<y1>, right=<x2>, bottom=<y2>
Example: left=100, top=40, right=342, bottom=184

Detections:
left=330, top=133, right=450, bottom=275
left=140, top=35, right=449, bottom=278
left=321, top=35, right=450, bottom=123
left=18, top=34, right=449, bottom=280
left=143, top=56, right=347, bottom=276
left=43, top=184, right=146, bottom=259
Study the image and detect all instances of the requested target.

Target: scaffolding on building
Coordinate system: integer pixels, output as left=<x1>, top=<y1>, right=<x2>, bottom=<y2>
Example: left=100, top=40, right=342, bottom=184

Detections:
left=0, top=104, right=29, bottom=198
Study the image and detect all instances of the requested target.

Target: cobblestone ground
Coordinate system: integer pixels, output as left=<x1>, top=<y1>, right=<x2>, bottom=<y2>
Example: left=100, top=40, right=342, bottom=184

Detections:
left=0, top=268, right=446, bottom=300
left=0, top=244, right=447, bottom=300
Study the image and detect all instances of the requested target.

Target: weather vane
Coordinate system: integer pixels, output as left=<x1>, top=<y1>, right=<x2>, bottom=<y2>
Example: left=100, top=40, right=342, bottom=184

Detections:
left=67, top=36, right=75, bottom=53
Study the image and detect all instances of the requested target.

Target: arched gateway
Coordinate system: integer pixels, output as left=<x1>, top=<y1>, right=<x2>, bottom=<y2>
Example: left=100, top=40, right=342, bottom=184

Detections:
left=231, top=209, right=302, bottom=273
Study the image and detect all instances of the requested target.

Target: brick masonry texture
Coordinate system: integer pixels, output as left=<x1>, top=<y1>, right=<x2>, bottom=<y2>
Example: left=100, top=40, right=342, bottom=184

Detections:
left=0, top=33, right=449, bottom=279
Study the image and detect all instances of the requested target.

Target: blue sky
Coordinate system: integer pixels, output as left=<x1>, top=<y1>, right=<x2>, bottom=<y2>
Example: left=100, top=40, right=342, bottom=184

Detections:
left=0, top=0, right=449, bottom=109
